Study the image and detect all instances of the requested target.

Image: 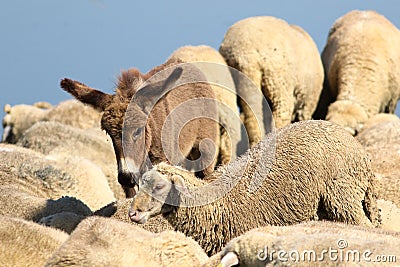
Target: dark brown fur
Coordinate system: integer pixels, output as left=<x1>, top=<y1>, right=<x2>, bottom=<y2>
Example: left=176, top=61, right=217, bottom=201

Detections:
left=61, top=59, right=219, bottom=197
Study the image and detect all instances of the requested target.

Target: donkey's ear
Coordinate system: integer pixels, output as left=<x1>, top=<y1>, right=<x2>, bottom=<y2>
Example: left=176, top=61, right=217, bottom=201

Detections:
left=132, top=66, right=183, bottom=114
left=60, top=78, right=113, bottom=112
left=171, top=174, right=193, bottom=198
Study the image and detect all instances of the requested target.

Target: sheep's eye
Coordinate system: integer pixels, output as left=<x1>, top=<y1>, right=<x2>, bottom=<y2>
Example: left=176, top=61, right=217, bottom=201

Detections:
left=154, top=184, right=165, bottom=191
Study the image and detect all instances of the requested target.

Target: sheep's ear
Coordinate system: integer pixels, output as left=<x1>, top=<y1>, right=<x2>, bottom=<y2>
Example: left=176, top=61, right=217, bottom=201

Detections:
left=219, top=252, right=239, bottom=267
left=33, top=102, right=52, bottom=109
left=4, top=104, right=11, bottom=113
left=132, top=66, right=183, bottom=114
left=171, top=174, right=192, bottom=198
left=60, top=78, right=113, bottom=112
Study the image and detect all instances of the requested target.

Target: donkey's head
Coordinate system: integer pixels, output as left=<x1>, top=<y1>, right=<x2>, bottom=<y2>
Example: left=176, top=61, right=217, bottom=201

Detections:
left=60, top=64, right=183, bottom=197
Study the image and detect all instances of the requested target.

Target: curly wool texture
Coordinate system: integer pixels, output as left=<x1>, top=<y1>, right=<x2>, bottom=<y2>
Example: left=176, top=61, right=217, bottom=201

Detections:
left=168, top=45, right=242, bottom=162
left=0, top=185, right=91, bottom=224
left=377, top=199, right=400, bottom=232
left=319, top=10, right=400, bottom=133
left=2, top=99, right=101, bottom=143
left=213, top=221, right=400, bottom=267
left=359, top=113, right=400, bottom=134
left=0, top=143, right=115, bottom=212
left=39, top=211, right=88, bottom=234
left=17, top=121, right=124, bottom=199
left=0, top=215, right=68, bottom=267
left=38, top=198, right=174, bottom=234
left=94, top=199, right=173, bottom=233
left=220, top=16, right=323, bottom=144
left=45, top=216, right=209, bottom=267
left=147, top=120, right=379, bottom=255
left=356, top=120, right=400, bottom=206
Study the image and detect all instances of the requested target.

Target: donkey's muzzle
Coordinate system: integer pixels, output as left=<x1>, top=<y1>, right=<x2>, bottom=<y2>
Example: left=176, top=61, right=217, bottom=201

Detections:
left=118, top=172, right=137, bottom=188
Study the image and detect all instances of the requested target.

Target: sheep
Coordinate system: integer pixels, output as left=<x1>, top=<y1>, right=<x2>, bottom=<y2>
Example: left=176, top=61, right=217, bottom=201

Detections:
left=0, top=187, right=90, bottom=235
left=2, top=102, right=49, bottom=143
left=129, top=120, right=380, bottom=256
left=0, top=184, right=92, bottom=223
left=37, top=153, right=115, bottom=210
left=17, top=121, right=124, bottom=199
left=219, top=16, right=324, bottom=145
left=356, top=120, right=400, bottom=206
left=168, top=45, right=244, bottom=160
left=377, top=199, right=400, bottom=232
left=61, top=58, right=220, bottom=198
left=316, top=10, right=400, bottom=135
left=210, top=221, right=400, bottom=267
left=0, top=215, right=68, bottom=267
left=2, top=99, right=101, bottom=143
left=356, top=119, right=400, bottom=149
left=357, top=113, right=399, bottom=134
left=37, top=199, right=174, bottom=234
left=45, top=216, right=209, bottom=267
left=94, top=198, right=173, bottom=233
left=0, top=143, right=115, bottom=211
left=39, top=198, right=174, bottom=234
left=0, top=143, right=107, bottom=232
left=40, top=199, right=174, bottom=234
left=39, top=211, right=88, bottom=234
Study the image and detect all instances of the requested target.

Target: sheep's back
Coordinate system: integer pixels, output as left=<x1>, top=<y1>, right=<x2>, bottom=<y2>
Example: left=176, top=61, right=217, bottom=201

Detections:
left=322, top=10, right=400, bottom=115
left=234, top=120, right=374, bottom=224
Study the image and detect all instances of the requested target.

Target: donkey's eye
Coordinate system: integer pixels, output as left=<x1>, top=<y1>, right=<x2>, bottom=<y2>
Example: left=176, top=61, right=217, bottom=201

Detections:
left=133, top=127, right=143, bottom=139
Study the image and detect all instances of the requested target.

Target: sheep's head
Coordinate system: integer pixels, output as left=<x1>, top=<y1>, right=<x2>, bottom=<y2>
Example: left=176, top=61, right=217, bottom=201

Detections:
left=129, top=163, right=191, bottom=224
left=2, top=102, right=50, bottom=144
left=60, top=62, right=183, bottom=198
left=2, top=104, right=14, bottom=143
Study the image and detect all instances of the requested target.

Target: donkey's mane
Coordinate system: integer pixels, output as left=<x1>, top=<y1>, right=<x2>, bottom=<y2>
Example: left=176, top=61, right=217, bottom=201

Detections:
left=115, top=58, right=183, bottom=101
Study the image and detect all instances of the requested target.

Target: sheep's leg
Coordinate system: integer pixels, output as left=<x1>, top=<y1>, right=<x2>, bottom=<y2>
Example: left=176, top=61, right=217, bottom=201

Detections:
left=262, top=73, right=294, bottom=129
left=235, top=66, right=266, bottom=146
left=322, top=180, right=374, bottom=227
left=385, top=96, right=398, bottom=114
left=363, top=179, right=380, bottom=227
left=213, top=85, right=242, bottom=162
left=313, top=78, right=335, bottom=119
left=295, top=84, right=321, bottom=122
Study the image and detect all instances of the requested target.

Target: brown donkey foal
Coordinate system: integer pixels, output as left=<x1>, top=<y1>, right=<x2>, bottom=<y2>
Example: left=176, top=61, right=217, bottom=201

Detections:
left=61, top=59, right=220, bottom=197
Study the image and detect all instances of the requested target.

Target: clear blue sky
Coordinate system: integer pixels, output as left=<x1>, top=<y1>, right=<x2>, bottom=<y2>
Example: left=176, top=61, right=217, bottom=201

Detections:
left=1, top=0, right=400, bottom=119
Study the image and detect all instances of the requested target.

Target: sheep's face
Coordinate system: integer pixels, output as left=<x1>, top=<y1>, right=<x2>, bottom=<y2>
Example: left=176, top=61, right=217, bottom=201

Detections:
left=2, top=107, right=15, bottom=143
left=129, top=165, right=191, bottom=224
left=129, top=169, right=175, bottom=224
left=2, top=104, right=47, bottom=144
